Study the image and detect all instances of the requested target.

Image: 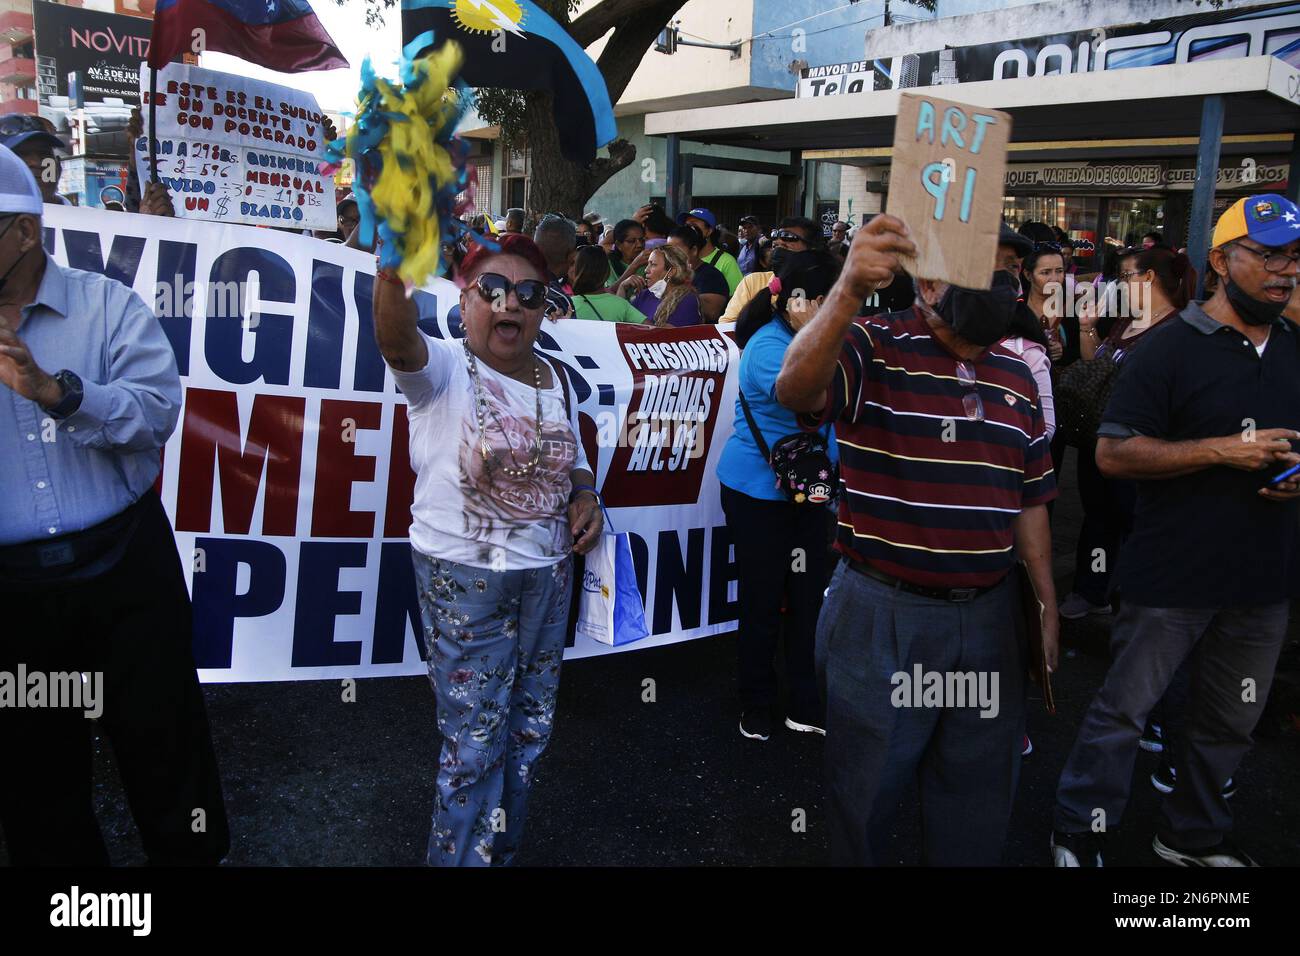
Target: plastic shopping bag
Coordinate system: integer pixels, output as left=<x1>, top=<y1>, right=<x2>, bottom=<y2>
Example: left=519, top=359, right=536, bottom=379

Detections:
left=575, top=531, right=649, bottom=647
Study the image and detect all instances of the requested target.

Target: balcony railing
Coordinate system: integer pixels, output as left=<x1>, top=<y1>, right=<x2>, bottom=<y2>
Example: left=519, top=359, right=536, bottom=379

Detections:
left=0, top=52, right=34, bottom=84
left=0, top=10, right=32, bottom=45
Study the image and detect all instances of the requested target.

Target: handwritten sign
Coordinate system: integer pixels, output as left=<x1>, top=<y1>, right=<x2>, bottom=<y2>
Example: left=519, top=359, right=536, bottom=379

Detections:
left=138, top=61, right=335, bottom=231
left=886, top=92, right=1011, bottom=290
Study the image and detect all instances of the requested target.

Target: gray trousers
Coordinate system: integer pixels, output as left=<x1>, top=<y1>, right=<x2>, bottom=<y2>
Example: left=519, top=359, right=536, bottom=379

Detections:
left=1054, top=600, right=1289, bottom=848
left=817, top=561, right=1026, bottom=866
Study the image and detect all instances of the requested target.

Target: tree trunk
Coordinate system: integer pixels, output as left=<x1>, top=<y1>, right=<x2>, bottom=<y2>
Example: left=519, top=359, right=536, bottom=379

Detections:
left=521, top=89, right=636, bottom=223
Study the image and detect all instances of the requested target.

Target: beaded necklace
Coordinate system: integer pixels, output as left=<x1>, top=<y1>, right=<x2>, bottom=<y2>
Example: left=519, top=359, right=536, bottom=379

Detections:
left=463, top=340, right=543, bottom=478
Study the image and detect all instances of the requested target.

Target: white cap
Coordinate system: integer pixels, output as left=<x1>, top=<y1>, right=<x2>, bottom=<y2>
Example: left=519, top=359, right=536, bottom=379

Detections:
left=494, top=218, right=507, bottom=231
left=0, top=144, right=43, bottom=214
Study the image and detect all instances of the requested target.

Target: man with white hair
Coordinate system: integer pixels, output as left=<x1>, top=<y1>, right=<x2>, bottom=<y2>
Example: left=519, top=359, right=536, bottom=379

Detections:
left=0, top=144, right=228, bottom=865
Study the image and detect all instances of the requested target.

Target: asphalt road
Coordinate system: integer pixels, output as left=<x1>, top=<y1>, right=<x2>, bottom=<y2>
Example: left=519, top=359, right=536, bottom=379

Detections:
left=3, top=447, right=1297, bottom=866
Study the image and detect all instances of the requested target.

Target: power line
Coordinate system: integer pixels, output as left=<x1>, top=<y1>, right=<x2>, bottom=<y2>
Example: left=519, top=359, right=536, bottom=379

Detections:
left=673, top=4, right=934, bottom=54
left=674, top=2, right=863, bottom=48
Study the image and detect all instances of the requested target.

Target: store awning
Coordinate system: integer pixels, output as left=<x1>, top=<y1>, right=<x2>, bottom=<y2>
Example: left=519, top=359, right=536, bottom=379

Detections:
left=645, top=55, right=1300, bottom=294
left=643, top=56, right=1300, bottom=154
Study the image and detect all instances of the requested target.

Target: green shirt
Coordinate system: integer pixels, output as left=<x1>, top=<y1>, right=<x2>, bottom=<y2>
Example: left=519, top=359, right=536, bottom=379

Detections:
left=572, top=292, right=646, bottom=324
left=704, top=248, right=744, bottom=295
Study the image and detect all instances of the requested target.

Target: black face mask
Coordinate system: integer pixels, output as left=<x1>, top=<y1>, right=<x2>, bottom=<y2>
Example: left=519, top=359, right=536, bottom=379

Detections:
left=1224, top=277, right=1288, bottom=327
left=768, top=246, right=790, bottom=275
left=938, top=270, right=1020, bottom=347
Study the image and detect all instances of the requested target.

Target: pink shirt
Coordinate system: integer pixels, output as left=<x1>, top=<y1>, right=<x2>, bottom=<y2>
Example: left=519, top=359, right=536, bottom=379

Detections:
left=1001, top=336, right=1056, bottom=440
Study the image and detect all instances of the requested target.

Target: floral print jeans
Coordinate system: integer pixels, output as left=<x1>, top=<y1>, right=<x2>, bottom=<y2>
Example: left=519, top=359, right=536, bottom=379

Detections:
left=412, top=550, right=572, bottom=866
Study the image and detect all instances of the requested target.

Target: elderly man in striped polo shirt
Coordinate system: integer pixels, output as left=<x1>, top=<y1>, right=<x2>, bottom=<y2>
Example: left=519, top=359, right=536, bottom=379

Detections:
left=777, top=213, right=1059, bottom=866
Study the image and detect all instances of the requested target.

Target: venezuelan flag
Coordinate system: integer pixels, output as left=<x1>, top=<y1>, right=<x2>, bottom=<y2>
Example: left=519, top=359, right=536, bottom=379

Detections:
left=401, top=0, right=616, bottom=165
left=148, top=0, right=349, bottom=73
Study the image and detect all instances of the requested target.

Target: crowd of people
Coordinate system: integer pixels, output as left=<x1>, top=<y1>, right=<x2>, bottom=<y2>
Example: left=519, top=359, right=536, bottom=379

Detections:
left=1, top=95, right=1298, bottom=868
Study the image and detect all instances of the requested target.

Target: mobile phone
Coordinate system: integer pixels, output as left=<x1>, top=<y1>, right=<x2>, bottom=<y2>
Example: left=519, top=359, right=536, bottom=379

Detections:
left=1267, top=461, right=1300, bottom=486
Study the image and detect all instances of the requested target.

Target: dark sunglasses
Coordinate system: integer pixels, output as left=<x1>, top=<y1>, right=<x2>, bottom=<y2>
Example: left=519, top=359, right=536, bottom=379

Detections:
left=772, top=230, right=808, bottom=243
left=474, top=272, right=549, bottom=310
left=956, top=361, right=985, bottom=423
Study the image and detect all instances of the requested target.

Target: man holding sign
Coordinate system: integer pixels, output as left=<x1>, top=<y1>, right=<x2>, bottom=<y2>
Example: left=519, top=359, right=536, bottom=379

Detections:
left=775, top=95, right=1057, bottom=866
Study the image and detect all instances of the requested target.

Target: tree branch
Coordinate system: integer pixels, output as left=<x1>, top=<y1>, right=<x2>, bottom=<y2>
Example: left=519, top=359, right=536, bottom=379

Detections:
left=594, top=2, right=690, bottom=105
left=570, top=0, right=688, bottom=49
left=585, top=137, right=637, bottom=191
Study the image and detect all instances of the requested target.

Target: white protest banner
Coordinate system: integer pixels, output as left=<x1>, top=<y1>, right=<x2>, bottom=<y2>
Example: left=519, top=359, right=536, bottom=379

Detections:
left=43, top=206, right=742, bottom=682
left=137, top=61, right=335, bottom=230
left=885, top=92, right=1012, bottom=290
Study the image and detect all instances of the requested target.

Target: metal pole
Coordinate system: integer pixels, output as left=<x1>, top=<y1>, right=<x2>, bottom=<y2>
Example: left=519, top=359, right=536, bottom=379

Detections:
left=1287, top=132, right=1300, bottom=204
left=802, top=159, right=816, bottom=218
left=665, top=133, right=681, bottom=220
left=1186, top=94, right=1223, bottom=300
left=148, top=65, right=159, bottom=185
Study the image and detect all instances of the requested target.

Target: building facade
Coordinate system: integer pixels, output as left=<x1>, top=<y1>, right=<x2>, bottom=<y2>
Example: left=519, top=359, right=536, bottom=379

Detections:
left=820, top=0, right=1300, bottom=252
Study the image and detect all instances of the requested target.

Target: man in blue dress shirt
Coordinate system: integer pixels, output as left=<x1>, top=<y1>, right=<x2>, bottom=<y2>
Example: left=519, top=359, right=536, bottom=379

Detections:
left=0, top=144, right=228, bottom=865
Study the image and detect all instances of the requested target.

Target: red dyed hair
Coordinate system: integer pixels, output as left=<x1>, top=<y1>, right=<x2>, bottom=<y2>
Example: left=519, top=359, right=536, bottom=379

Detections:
left=458, top=233, right=549, bottom=283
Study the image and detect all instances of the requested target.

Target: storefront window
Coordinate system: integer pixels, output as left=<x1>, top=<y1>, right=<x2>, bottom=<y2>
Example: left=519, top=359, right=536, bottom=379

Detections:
left=1105, top=198, right=1165, bottom=249
left=1001, top=195, right=1101, bottom=245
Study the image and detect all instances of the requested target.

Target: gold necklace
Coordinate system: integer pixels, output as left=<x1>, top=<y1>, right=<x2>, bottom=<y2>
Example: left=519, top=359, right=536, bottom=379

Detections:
left=463, top=340, right=543, bottom=478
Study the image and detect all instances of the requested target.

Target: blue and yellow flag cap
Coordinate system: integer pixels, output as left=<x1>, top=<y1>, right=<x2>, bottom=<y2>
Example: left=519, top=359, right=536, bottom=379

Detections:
left=1212, top=193, right=1300, bottom=249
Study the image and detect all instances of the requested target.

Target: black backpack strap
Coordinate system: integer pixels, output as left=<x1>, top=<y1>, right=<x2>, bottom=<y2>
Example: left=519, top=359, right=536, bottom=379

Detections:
left=737, top=390, right=771, bottom=462
left=543, top=355, right=574, bottom=419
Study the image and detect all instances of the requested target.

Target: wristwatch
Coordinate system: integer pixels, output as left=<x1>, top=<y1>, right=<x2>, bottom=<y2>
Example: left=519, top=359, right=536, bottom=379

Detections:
left=46, top=369, right=84, bottom=419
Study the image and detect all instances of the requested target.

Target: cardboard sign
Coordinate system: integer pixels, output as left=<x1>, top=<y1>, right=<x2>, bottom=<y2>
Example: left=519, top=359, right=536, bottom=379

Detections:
left=885, top=92, right=1012, bottom=290
left=138, top=61, right=335, bottom=230
left=134, top=135, right=334, bottom=229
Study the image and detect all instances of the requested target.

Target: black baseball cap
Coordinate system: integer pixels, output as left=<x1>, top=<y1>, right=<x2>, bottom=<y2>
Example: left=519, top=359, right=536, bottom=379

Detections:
left=999, top=223, right=1034, bottom=258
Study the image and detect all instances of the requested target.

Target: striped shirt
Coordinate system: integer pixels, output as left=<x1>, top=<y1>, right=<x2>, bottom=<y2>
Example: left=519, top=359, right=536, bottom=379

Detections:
left=801, top=306, right=1056, bottom=588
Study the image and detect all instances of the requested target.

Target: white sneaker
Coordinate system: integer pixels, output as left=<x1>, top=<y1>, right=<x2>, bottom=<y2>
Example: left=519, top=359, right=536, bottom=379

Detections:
left=1059, top=593, right=1111, bottom=620
left=784, top=716, right=826, bottom=735
left=1152, top=835, right=1257, bottom=867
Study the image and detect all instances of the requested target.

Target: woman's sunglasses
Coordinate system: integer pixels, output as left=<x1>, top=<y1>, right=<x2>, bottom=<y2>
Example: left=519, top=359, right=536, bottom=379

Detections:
left=474, top=272, right=549, bottom=311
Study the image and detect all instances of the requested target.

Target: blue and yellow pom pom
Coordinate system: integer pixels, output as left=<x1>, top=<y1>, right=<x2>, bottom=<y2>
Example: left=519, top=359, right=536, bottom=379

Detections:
left=322, top=33, right=487, bottom=291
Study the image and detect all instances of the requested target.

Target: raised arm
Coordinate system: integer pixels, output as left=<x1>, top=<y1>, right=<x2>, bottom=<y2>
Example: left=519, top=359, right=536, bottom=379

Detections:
left=776, top=214, right=915, bottom=412
left=373, top=273, right=428, bottom=371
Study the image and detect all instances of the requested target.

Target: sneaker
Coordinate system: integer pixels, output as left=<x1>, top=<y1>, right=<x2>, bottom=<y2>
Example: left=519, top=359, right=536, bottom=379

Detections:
left=739, top=709, right=773, bottom=741
left=1153, top=835, right=1257, bottom=867
left=1150, top=762, right=1176, bottom=794
left=1059, top=593, right=1112, bottom=620
left=1139, top=721, right=1165, bottom=753
left=1150, top=763, right=1237, bottom=800
left=1021, top=734, right=1033, bottom=757
left=1051, top=830, right=1105, bottom=867
left=784, top=714, right=826, bottom=735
